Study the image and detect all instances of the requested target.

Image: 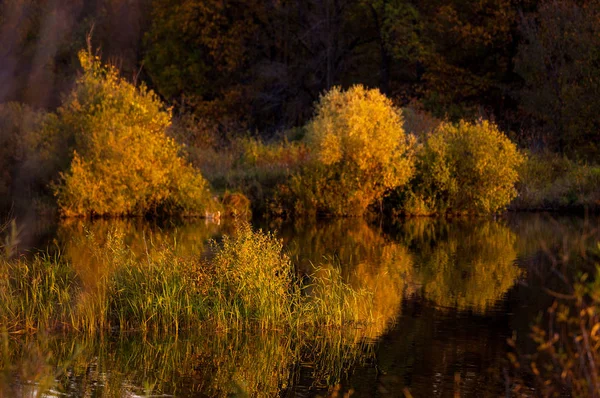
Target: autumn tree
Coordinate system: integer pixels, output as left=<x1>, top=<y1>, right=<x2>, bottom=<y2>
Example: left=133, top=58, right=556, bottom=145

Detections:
left=143, top=0, right=266, bottom=131
left=401, top=120, right=523, bottom=215
left=53, top=51, right=213, bottom=217
left=294, top=85, right=415, bottom=216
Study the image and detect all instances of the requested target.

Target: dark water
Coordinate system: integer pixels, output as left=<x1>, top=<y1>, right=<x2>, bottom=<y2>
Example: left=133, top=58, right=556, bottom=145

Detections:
left=2, top=213, right=599, bottom=397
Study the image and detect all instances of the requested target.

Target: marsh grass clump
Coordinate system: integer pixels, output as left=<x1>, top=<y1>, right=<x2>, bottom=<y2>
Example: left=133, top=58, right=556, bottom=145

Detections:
left=71, top=230, right=205, bottom=333
left=302, top=265, right=374, bottom=328
left=204, top=222, right=299, bottom=329
left=0, top=221, right=386, bottom=335
left=109, top=251, right=203, bottom=333
left=0, top=253, right=77, bottom=333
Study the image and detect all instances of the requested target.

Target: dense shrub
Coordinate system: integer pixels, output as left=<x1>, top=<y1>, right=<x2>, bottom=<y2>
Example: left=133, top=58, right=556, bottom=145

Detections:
left=53, top=51, right=213, bottom=217
left=399, top=120, right=523, bottom=215
left=294, top=85, right=414, bottom=216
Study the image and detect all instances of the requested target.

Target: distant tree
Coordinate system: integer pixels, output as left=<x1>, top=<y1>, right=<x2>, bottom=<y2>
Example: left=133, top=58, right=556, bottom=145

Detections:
left=0, top=102, right=52, bottom=208
left=418, top=0, right=516, bottom=119
left=515, top=0, right=600, bottom=157
left=143, top=0, right=392, bottom=132
left=143, top=0, right=263, bottom=131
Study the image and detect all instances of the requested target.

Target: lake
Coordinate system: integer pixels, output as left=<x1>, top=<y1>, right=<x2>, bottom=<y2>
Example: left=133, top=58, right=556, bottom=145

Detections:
left=2, top=213, right=599, bottom=397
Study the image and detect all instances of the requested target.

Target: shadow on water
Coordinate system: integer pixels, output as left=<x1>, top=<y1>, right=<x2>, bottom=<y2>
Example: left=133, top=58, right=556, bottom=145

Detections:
left=1, top=213, right=599, bottom=396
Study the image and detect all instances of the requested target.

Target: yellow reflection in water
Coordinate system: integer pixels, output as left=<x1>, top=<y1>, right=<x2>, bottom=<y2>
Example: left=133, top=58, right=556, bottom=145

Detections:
left=283, top=218, right=413, bottom=339
left=402, top=218, right=523, bottom=313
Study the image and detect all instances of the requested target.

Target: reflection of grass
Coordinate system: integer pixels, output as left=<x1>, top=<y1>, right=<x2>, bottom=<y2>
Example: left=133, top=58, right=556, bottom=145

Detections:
left=1, top=327, right=374, bottom=397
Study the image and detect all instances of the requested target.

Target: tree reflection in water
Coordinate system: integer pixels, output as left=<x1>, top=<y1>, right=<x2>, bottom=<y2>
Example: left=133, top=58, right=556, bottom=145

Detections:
left=1, top=216, right=528, bottom=397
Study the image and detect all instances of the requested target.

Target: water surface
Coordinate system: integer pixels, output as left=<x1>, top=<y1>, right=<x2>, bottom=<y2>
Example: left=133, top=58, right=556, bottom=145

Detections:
left=2, top=213, right=599, bottom=397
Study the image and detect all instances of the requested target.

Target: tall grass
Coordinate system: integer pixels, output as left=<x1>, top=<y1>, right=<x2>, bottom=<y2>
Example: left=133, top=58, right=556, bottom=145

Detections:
left=0, top=253, right=76, bottom=333
left=204, top=223, right=299, bottom=329
left=0, top=221, right=388, bottom=335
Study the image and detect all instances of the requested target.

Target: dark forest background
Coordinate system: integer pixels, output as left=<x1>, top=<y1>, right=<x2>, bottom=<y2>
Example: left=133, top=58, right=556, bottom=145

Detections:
left=2, top=0, right=599, bottom=158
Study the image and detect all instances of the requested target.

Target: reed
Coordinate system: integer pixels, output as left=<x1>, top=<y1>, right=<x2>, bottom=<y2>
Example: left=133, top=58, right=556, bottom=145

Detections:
left=0, top=252, right=77, bottom=333
left=0, top=221, right=389, bottom=336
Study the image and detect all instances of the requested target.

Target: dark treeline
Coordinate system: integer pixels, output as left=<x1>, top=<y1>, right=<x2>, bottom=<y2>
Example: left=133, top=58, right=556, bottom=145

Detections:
left=2, top=0, right=600, bottom=157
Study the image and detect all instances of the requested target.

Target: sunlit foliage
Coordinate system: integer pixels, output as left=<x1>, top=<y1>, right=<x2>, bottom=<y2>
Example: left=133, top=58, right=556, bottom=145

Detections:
left=401, top=120, right=523, bottom=215
left=295, top=85, right=414, bottom=216
left=53, top=51, right=212, bottom=216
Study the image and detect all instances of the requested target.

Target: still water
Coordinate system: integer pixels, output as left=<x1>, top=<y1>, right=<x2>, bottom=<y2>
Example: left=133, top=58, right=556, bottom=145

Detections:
left=2, top=213, right=599, bottom=397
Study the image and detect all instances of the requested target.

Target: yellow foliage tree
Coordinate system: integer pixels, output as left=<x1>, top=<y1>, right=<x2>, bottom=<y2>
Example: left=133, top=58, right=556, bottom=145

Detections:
left=405, top=120, right=523, bottom=215
left=299, top=85, right=415, bottom=216
left=54, top=51, right=212, bottom=217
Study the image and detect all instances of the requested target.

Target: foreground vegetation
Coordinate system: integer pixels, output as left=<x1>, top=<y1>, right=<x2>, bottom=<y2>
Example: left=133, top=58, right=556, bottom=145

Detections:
left=0, top=221, right=391, bottom=334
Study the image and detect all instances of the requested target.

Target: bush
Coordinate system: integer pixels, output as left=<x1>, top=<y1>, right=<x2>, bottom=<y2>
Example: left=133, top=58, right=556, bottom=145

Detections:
left=53, top=51, right=213, bottom=217
left=400, top=120, right=523, bottom=215
left=297, top=85, right=415, bottom=216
